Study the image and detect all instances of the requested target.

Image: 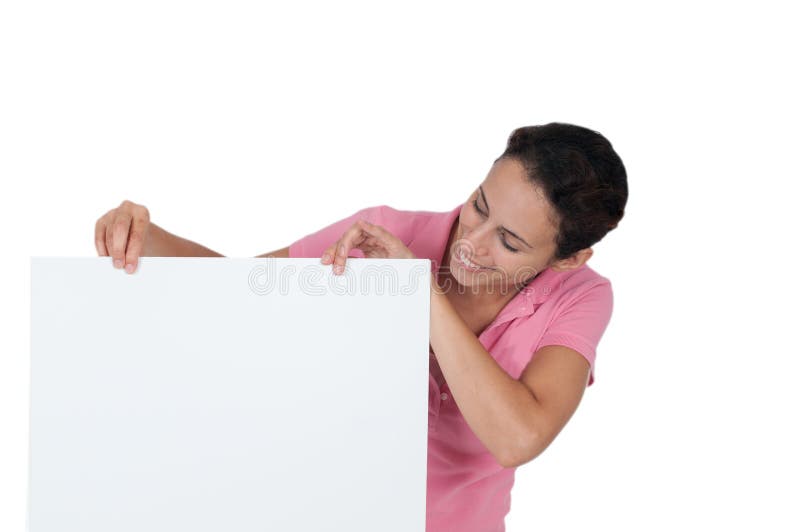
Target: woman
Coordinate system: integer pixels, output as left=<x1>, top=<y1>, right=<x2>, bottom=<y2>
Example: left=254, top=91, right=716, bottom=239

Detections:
left=95, top=122, right=628, bottom=531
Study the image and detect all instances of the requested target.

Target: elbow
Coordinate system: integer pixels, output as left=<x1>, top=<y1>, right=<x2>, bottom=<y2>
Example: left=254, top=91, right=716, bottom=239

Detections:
left=498, top=429, right=542, bottom=469
left=497, top=455, right=521, bottom=469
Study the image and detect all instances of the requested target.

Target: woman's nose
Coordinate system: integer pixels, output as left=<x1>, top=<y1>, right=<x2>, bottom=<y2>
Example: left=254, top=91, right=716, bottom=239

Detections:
left=460, top=226, right=492, bottom=256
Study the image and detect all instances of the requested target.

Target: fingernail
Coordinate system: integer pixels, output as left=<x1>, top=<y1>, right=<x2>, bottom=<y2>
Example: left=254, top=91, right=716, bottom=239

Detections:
left=114, top=259, right=122, bottom=268
left=125, top=263, right=135, bottom=274
left=334, top=264, right=343, bottom=274
left=322, top=253, right=330, bottom=263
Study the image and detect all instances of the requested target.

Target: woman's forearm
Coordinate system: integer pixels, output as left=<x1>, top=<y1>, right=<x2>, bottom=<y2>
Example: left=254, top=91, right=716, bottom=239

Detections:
left=429, top=272, right=541, bottom=467
left=143, top=222, right=224, bottom=257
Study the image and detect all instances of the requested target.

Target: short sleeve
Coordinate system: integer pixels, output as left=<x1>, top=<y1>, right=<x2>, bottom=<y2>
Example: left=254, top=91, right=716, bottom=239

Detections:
left=288, top=205, right=384, bottom=259
left=537, top=281, right=614, bottom=387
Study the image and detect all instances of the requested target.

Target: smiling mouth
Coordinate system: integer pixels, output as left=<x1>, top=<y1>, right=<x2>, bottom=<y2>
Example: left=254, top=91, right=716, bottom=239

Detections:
left=454, top=249, right=490, bottom=270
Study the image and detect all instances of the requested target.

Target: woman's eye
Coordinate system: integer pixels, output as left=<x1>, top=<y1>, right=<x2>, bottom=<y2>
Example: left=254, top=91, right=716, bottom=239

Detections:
left=472, top=199, right=519, bottom=253
left=502, top=239, right=519, bottom=253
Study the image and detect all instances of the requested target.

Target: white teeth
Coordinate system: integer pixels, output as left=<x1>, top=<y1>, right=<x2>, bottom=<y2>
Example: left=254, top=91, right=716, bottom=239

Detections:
left=458, top=250, right=484, bottom=270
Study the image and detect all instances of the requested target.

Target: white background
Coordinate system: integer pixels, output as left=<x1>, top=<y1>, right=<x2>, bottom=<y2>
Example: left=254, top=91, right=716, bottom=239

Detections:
left=2, top=1, right=798, bottom=530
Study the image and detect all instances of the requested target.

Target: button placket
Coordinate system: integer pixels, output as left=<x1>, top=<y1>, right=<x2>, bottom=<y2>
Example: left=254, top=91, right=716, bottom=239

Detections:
left=428, top=372, right=441, bottom=431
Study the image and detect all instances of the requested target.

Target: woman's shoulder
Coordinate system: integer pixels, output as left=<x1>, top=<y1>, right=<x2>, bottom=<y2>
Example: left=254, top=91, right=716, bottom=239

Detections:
left=571, top=262, right=612, bottom=289
left=544, top=262, right=613, bottom=310
left=366, top=203, right=459, bottom=244
left=288, top=203, right=456, bottom=258
left=369, top=203, right=453, bottom=221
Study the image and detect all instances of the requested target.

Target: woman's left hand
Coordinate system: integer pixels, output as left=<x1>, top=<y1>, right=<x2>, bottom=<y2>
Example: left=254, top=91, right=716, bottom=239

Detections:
left=321, top=219, right=416, bottom=275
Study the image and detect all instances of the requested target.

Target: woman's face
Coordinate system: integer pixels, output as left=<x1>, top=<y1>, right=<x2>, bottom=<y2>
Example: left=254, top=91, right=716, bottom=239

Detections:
left=445, top=157, right=572, bottom=295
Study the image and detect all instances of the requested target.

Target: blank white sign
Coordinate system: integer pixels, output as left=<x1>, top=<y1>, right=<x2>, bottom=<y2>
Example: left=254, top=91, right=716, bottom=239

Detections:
left=29, top=257, right=431, bottom=532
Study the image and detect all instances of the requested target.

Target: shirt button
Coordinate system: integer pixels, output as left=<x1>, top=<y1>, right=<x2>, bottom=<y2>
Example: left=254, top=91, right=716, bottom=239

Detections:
left=441, top=392, right=448, bottom=401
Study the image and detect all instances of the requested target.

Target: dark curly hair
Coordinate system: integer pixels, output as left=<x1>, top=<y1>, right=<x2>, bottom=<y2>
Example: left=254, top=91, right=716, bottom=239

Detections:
left=496, top=122, right=628, bottom=262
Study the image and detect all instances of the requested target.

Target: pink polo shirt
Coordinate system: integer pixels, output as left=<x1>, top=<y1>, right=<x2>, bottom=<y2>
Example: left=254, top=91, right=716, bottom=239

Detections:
left=288, top=203, right=614, bottom=532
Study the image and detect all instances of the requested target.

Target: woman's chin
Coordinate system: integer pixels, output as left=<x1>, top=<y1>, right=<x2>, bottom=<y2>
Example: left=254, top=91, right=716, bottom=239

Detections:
left=452, top=264, right=495, bottom=289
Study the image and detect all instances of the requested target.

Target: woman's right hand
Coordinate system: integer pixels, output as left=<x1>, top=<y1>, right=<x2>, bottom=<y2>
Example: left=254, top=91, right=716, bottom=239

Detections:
left=95, top=200, right=151, bottom=273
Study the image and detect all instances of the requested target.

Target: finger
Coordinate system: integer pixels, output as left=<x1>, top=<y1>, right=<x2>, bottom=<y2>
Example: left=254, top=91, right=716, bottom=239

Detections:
left=321, top=243, right=337, bottom=264
left=110, top=213, right=133, bottom=268
left=358, top=220, right=411, bottom=258
left=105, top=222, right=114, bottom=263
left=124, top=214, right=148, bottom=273
left=332, top=239, right=349, bottom=274
left=332, top=222, right=368, bottom=274
left=95, top=215, right=109, bottom=256
left=356, top=221, right=393, bottom=254
left=358, top=219, right=389, bottom=239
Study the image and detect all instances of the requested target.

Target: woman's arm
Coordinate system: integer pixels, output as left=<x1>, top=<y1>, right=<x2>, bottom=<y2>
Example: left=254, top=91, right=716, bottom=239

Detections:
left=428, top=272, right=543, bottom=467
left=253, top=246, right=290, bottom=258
left=429, top=272, right=589, bottom=468
left=144, top=222, right=224, bottom=257
left=96, top=200, right=224, bottom=273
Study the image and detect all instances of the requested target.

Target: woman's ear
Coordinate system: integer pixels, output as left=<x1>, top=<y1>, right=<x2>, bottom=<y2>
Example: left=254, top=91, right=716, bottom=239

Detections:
left=549, top=248, right=593, bottom=272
